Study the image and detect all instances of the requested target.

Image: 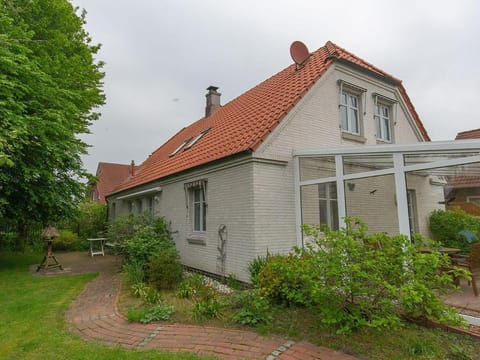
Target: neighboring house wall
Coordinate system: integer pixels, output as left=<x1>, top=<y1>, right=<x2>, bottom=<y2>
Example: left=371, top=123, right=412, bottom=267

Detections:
left=453, top=187, right=480, bottom=203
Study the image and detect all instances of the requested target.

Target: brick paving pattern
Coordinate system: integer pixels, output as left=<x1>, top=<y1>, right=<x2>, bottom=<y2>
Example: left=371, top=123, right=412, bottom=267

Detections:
left=63, top=253, right=358, bottom=359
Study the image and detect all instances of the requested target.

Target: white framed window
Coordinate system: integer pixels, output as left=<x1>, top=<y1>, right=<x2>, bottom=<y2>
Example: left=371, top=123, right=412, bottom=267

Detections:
left=192, top=187, right=206, bottom=232
left=319, top=182, right=339, bottom=230
left=147, top=197, right=154, bottom=214
left=375, top=104, right=392, bottom=142
left=340, top=91, right=360, bottom=135
left=467, top=196, right=480, bottom=206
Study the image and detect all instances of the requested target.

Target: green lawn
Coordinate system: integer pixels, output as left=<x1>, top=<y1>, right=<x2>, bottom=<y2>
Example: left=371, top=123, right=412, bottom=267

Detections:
left=0, top=253, right=213, bottom=360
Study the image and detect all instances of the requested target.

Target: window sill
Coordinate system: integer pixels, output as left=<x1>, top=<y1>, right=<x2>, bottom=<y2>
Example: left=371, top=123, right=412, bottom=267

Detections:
left=342, top=132, right=367, bottom=143
left=376, top=139, right=393, bottom=145
left=187, top=235, right=207, bottom=245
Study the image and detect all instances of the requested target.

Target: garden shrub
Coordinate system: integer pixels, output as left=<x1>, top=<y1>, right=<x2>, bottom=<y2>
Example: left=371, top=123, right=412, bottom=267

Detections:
left=256, top=218, right=466, bottom=333
left=108, top=212, right=174, bottom=267
left=106, top=214, right=138, bottom=247
left=192, top=297, right=223, bottom=320
left=177, top=281, right=196, bottom=299
left=131, top=282, right=161, bottom=304
left=226, top=273, right=243, bottom=290
left=140, top=304, right=174, bottom=323
left=256, top=253, right=318, bottom=307
left=231, top=290, right=272, bottom=326
left=54, top=230, right=82, bottom=251
left=430, top=209, right=480, bottom=253
left=147, top=247, right=184, bottom=290
left=127, top=304, right=174, bottom=323
left=75, top=200, right=107, bottom=240
left=123, top=261, right=145, bottom=286
left=247, top=255, right=268, bottom=285
left=181, top=273, right=224, bottom=320
left=177, top=273, right=205, bottom=299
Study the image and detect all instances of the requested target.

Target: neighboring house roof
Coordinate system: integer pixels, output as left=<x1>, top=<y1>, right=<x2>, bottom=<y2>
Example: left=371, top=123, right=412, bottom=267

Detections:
left=92, top=162, right=136, bottom=203
left=456, top=128, right=480, bottom=140
left=451, top=128, right=480, bottom=188
left=111, top=41, right=430, bottom=195
left=448, top=176, right=480, bottom=188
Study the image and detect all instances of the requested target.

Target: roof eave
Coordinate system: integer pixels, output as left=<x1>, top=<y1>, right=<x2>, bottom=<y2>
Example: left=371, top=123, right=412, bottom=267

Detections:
left=332, top=58, right=401, bottom=87
left=106, top=149, right=254, bottom=199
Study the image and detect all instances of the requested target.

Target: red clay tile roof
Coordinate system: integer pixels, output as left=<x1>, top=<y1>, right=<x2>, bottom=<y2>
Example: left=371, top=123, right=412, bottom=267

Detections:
left=94, top=162, right=135, bottom=203
left=456, top=128, right=480, bottom=140
left=110, top=41, right=430, bottom=195
left=448, top=176, right=480, bottom=188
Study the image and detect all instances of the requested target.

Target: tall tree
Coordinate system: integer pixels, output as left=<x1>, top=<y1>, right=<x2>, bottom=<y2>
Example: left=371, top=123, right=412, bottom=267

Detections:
left=0, top=0, right=105, bottom=224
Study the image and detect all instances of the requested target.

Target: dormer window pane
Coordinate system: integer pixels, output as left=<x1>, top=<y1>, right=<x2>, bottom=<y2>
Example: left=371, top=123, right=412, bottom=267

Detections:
left=375, top=104, right=391, bottom=142
left=184, top=128, right=210, bottom=150
left=169, top=138, right=191, bottom=157
left=340, top=91, right=360, bottom=135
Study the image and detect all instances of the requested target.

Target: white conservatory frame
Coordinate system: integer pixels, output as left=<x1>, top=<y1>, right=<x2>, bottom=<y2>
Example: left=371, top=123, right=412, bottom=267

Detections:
left=293, top=140, right=480, bottom=246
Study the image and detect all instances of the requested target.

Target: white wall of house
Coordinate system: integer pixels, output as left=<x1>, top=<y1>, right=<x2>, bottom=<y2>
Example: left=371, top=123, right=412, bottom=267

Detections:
left=257, top=64, right=424, bottom=161
left=253, top=63, right=433, bottom=242
left=252, top=160, right=296, bottom=257
left=109, top=157, right=257, bottom=282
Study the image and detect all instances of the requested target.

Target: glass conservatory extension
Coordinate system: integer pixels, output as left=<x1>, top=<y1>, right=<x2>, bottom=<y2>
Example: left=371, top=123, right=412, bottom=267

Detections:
left=294, top=140, right=480, bottom=246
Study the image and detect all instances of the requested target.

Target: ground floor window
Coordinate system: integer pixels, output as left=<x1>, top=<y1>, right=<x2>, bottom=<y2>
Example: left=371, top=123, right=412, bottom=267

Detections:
left=192, top=187, right=206, bottom=232
left=147, top=197, right=154, bottom=214
left=319, top=182, right=339, bottom=230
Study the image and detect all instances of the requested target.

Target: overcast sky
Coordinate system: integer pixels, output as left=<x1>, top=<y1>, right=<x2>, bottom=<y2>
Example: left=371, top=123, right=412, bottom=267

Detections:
left=71, top=0, right=480, bottom=174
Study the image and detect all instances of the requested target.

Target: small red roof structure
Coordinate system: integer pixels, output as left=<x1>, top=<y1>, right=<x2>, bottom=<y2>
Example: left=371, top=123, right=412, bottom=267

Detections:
left=90, top=162, right=137, bottom=204
left=110, top=41, right=430, bottom=196
left=447, top=128, right=480, bottom=215
left=451, top=128, right=480, bottom=188
left=456, top=128, right=480, bottom=140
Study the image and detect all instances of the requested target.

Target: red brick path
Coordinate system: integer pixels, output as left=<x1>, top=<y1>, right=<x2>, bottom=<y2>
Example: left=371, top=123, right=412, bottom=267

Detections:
left=65, top=260, right=357, bottom=359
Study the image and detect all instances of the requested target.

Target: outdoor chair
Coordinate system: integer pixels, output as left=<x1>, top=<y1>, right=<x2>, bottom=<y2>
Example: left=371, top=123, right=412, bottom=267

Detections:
left=450, top=242, right=480, bottom=297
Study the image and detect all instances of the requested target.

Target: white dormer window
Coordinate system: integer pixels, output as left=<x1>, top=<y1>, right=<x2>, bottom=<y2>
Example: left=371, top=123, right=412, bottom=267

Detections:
left=169, top=138, right=191, bottom=157
left=373, top=93, right=396, bottom=143
left=184, top=128, right=210, bottom=150
left=338, top=80, right=366, bottom=141
left=375, top=104, right=391, bottom=142
left=340, top=91, right=360, bottom=135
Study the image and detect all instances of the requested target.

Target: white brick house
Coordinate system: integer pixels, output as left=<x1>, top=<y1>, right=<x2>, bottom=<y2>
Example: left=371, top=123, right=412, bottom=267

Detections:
left=107, top=41, right=441, bottom=282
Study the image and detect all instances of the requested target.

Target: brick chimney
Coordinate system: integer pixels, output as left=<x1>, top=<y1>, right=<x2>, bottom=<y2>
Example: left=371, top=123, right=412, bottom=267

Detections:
left=130, top=160, right=135, bottom=176
left=205, top=86, right=221, bottom=117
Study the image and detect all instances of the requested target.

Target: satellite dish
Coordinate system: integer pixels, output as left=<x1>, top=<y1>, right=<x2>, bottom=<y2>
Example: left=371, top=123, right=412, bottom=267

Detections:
left=290, top=41, right=310, bottom=67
